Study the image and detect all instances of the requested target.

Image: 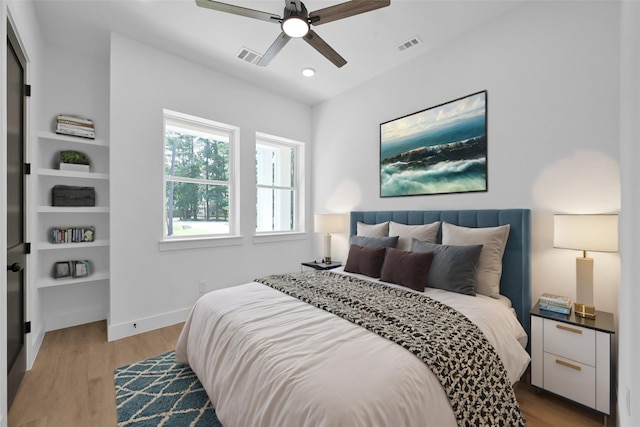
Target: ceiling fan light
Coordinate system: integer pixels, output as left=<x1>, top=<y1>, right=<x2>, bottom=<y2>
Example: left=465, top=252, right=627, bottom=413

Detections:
left=282, top=16, right=309, bottom=38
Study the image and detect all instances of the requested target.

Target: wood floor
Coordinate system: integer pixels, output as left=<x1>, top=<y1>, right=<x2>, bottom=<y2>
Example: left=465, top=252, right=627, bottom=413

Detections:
left=8, top=321, right=615, bottom=427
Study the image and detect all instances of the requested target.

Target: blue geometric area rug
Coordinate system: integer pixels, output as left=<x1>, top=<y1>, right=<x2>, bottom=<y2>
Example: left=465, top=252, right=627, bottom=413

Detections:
left=114, top=351, right=222, bottom=427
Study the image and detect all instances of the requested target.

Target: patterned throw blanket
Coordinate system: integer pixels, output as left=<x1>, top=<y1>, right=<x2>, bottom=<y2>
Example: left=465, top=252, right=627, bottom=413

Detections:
left=256, top=270, right=525, bottom=427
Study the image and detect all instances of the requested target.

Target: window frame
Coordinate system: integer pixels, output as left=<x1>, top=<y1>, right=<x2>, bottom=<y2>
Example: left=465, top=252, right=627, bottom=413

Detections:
left=255, top=132, right=305, bottom=237
left=161, top=109, right=240, bottom=247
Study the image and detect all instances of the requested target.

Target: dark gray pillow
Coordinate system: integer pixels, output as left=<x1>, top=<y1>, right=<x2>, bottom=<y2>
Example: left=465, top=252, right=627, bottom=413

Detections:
left=380, top=247, right=434, bottom=292
left=344, top=245, right=387, bottom=278
left=410, top=239, right=483, bottom=296
left=349, top=235, right=399, bottom=249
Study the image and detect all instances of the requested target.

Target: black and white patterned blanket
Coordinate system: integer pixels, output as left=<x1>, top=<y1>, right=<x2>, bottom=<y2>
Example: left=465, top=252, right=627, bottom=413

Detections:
left=256, top=270, right=525, bottom=427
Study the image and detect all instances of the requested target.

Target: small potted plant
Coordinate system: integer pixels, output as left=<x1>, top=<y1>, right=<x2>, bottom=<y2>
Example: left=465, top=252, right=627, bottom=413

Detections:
left=59, top=150, right=90, bottom=172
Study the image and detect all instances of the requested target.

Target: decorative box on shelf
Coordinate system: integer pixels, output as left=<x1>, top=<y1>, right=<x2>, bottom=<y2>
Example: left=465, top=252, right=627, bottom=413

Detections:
left=51, top=185, right=96, bottom=207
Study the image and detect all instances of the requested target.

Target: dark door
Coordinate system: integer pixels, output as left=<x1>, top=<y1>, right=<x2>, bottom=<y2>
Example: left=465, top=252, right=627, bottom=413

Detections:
left=6, top=21, right=28, bottom=408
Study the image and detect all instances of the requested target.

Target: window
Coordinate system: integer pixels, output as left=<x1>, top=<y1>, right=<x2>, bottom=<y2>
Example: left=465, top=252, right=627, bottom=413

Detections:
left=256, top=133, right=304, bottom=234
left=163, top=110, right=238, bottom=239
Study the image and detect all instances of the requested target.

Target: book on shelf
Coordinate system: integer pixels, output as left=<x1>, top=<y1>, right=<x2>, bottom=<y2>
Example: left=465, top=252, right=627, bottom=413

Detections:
left=539, top=292, right=571, bottom=308
left=57, top=119, right=94, bottom=129
left=56, top=126, right=95, bottom=139
left=55, top=114, right=95, bottom=139
left=56, top=114, right=94, bottom=126
left=539, top=302, right=571, bottom=315
left=57, top=122, right=95, bottom=134
left=51, top=226, right=95, bottom=244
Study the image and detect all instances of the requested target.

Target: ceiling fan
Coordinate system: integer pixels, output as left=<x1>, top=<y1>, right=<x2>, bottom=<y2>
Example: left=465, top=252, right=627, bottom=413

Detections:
left=195, top=0, right=391, bottom=68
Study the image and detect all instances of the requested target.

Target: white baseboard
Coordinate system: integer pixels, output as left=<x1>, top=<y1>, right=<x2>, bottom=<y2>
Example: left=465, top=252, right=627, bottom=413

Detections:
left=27, top=323, right=46, bottom=370
left=107, top=308, right=191, bottom=342
left=44, top=307, right=107, bottom=332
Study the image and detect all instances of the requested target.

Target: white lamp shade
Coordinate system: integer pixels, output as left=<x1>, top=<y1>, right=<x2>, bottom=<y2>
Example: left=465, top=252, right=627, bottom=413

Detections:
left=314, top=214, right=347, bottom=234
left=553, top=214, right=619, bottom=252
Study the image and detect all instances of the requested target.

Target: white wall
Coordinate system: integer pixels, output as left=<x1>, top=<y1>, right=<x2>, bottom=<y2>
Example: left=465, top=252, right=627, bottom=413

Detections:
left=617, top=1, right=640, bottom=425
left=312, top=1, right=621, bottom=319
left=108, top=34, right=313, bottom=340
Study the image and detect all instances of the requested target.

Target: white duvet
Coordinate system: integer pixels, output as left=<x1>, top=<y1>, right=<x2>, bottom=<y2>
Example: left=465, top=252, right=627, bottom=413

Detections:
left=175, top=270, right=530, bottom=427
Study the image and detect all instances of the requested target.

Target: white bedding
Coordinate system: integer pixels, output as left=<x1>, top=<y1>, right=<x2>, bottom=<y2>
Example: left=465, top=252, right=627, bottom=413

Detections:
left=176, top=271, right=530, bottom=427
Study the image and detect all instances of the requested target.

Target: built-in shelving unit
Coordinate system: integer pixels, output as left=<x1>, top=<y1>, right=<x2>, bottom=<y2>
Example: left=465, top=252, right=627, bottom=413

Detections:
left=35, top=131, right=110, bottom=292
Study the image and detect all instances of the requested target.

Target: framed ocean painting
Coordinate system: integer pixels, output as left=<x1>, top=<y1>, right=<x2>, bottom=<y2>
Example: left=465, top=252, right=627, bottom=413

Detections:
left=380, top=91, right=487, bottom=197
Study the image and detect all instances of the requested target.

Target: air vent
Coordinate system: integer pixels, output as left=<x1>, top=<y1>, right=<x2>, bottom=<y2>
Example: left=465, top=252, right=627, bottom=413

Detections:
left=237, top=47, right=263, bottom=65
left=397, top=36, right=423, bottom=52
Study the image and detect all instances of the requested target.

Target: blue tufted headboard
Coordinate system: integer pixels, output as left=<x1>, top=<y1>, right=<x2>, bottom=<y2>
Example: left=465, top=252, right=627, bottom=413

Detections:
left=350, top=209, right=532, bottom=344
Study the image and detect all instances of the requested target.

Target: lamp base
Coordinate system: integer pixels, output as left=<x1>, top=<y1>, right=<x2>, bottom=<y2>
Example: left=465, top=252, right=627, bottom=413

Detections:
left=574, top=302, right=596, bottom=319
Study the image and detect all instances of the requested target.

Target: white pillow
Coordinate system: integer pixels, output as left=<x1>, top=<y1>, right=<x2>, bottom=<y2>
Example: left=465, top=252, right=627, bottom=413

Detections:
left=441, top=222, right=510, bottom=298
left=357, top=221, right=389, bottom=237
left=389, top=221, right=440, bottom=251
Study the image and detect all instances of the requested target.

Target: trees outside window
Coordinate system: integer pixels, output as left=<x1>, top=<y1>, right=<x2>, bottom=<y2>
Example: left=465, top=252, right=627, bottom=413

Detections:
left=164, top=110, right=237, bottom=238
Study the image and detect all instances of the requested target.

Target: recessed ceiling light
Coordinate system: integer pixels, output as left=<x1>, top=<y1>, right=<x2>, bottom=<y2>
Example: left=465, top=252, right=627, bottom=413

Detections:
left=302, top=68, right=315, bottom=77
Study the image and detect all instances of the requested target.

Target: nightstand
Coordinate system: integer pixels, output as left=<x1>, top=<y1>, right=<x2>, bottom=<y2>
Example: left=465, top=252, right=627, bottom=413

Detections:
left=301, top=261, right=342, bottom=271
left=530, top=302, right=615, bottom=424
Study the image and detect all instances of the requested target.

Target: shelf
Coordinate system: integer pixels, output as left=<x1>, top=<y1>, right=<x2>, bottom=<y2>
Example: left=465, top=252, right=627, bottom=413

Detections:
left=37, top=168, right=109, bottom=180
left=36, top=239, right=110, bottom=251
left=37, top=271, right=110, bottom=289
left=37, top=206, right=110, bottom=214
left=37, top=130, right=107, bottom=147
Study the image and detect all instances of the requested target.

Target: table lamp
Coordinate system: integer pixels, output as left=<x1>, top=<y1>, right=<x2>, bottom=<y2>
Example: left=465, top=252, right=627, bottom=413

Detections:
left=553, top=214, right=618, bottom=319
left=314, top=214, right=347, bottom=264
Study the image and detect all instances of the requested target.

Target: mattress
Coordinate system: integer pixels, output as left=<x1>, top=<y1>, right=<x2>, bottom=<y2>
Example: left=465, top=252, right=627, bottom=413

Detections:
left=175, top=271, right=530, bottom=427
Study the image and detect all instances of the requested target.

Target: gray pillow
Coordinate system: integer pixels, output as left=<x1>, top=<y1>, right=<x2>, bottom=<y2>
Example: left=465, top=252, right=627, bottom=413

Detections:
left=410, top=239, right=483, bottom=296
left=349, top=235, right=399, bottom=249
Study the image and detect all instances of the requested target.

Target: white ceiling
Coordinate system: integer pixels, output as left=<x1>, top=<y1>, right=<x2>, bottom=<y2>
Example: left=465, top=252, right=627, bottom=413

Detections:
left=32, top=0, right=526, bottom=106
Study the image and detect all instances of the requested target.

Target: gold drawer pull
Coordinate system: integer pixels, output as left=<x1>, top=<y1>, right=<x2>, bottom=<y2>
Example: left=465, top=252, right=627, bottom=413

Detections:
left=556, top=324, right=582, bottom=334
left=556, top=359, right=582, bottom=371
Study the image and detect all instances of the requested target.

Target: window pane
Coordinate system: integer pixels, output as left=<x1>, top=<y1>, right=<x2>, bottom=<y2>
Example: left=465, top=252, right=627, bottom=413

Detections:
left=256, top=187, right=294, bottom=232
left=165, top=126, right=229, bottom=181
left=165, top=181, right=229, bottom=236
left=256, top=143, right=294, bottom=187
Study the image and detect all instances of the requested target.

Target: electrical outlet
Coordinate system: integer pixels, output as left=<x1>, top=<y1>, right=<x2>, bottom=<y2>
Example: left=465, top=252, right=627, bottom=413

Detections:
left=199, top=280, right=207, bottom=294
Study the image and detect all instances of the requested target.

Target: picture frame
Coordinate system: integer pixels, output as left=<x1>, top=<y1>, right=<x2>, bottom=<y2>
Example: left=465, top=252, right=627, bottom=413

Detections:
left=380, top=90, right=488, bottom=197
left=72, top=260, right=90, bottom=278
left=54, top=261, right=72, bottom=278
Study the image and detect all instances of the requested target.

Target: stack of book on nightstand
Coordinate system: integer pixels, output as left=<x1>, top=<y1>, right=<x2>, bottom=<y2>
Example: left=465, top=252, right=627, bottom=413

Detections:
left=539, top=293, right=571, bottom=315
left=56, top=114, right=95, bottom=139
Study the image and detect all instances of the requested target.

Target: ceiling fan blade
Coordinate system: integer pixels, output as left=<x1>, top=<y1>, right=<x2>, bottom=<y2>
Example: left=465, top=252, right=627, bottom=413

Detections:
left=303, top=30, right=347, bottom=68
left=309, top=0, right=390, bottom=26
left=195, top=0, right=281, bottom=23
left=257, top=32, right=292, bottom=66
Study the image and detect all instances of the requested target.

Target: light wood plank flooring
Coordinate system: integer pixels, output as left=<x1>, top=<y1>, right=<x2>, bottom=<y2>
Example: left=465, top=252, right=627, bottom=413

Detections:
left=8, top=321, right=615, bottom=426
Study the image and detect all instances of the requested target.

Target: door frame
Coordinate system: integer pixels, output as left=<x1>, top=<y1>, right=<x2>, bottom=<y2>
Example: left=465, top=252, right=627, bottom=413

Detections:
left=6, top=13, right=28, bottom=411
left=1, top=2, right=9, bottom=425
left=2, top=7, right=34, bottom=423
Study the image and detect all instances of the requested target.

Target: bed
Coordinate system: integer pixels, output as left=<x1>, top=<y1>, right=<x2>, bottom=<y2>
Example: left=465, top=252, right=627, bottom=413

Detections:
left=176, top=209, right=532, bottom=427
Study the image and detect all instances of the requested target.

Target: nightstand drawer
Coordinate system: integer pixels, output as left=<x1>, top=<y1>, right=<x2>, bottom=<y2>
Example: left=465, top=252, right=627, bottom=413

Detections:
left=543, top=319, right=595, bottom=366
left=543, top=352, right=595, bottom=408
